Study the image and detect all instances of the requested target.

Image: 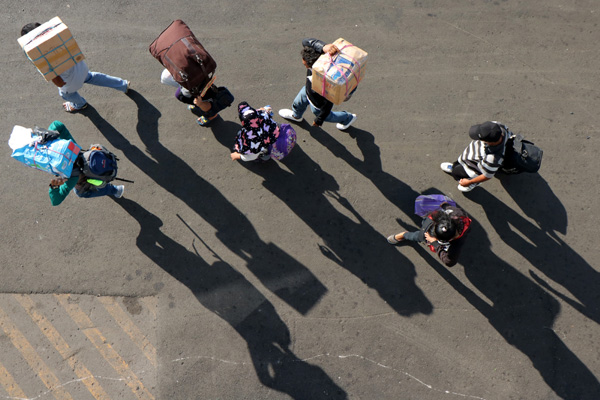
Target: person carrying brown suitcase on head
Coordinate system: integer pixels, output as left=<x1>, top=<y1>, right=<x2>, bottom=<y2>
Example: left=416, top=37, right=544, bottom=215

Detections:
left=160, top=68, right=233, bottom=127
left=151, top=20, right=233, bottom=127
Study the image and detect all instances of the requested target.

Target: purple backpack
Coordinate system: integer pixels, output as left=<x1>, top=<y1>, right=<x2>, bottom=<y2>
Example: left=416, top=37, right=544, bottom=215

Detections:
left=414, top=194, right=456, bottom=217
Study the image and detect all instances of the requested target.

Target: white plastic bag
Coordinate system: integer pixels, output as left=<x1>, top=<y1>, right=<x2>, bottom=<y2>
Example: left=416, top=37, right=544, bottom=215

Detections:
left=8, top=125, right=34, bottom=150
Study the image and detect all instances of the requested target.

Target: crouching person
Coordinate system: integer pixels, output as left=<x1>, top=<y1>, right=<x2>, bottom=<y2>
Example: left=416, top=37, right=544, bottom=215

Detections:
left=387, top=203, right=471, bottom=267
left=48, top=121, right=124, bottom=206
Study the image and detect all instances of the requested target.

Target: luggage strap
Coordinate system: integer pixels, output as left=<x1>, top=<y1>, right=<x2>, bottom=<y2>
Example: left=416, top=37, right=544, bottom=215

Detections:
left=321, top=44, right=362, bottom=98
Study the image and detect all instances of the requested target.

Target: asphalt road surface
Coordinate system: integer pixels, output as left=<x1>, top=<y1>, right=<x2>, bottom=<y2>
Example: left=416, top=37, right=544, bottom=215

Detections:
left=1, top=1, right=599, bottom=399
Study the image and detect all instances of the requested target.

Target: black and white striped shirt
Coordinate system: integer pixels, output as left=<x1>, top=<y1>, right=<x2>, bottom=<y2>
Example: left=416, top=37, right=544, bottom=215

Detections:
left=458, top=123, right=510, bottom=179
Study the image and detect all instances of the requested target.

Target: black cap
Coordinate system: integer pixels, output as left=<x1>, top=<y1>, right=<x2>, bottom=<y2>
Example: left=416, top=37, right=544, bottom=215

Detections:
left=469, top=121, right=502, bottom=142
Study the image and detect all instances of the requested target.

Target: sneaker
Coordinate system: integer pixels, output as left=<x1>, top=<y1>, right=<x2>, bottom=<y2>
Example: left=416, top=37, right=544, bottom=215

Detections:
left=440, top=162, right=453, bottom=174
left=124, top=80, right=130, bottom=94
left=114, top=185, right=125, bottom=198
left=457, top=182, right=480, bottom=192
left=278, top=109, right=302, bottom=122
left=336, top=114, right=357, bottom=130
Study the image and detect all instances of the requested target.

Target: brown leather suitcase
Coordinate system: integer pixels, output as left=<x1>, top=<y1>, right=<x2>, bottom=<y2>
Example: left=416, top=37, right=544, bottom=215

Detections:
left=149, top=20, right=217, bottom=95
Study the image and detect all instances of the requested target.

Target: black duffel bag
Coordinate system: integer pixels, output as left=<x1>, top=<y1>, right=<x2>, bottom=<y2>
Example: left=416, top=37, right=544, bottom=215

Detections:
left=501, top=134, right=543, bottom=174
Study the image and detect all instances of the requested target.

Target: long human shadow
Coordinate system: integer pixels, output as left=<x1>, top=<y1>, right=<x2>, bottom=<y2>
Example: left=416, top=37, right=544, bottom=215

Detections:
left=310, top=126, right=600, bottom=397
left=468, top=175, right=600, bottom=324
left=309, top=126, right=420, bottom=216
left=211, top=120, right=433, bottom=317
left=82, top=92, right=326, bottom=315
left=113, top=198, right=347, bottom=399
left=395, top=194, right=600, bottom=400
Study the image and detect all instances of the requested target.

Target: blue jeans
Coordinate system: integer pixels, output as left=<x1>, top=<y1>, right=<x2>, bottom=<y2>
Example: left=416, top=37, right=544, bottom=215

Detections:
left=74, top=184, right=119, bottom=199
left=60, top=72, right=128, bottom=108
left=292, top=86, right=353, bottom=125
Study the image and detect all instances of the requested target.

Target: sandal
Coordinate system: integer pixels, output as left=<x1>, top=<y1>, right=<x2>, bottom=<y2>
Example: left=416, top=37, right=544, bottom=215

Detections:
left=196, top=116, right=210, bottom=126
left=387, top=232, right=406, bottom=245
left=196, top=115, right=219, bottom=127
left=63, top=102, right=88, bottom=113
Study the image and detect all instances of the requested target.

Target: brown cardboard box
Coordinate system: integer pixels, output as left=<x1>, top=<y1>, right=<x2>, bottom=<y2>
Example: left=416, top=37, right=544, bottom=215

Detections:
left=311, top=38, right=368, bottom=105
left=17, top=17, right=85, bottom=81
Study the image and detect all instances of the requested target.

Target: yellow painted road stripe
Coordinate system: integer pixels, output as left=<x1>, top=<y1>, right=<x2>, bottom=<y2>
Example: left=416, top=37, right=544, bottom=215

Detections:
left=139, top=297, right=157, bottom=320
left=0, top=361, right=27, bottom=399
left=14, top=294, right=111, bottom=400
left=97, top=297, right=157, bottom=367
left=56, top=294, right=155, bottom=400
left=0, top=305, right=73, bottom=400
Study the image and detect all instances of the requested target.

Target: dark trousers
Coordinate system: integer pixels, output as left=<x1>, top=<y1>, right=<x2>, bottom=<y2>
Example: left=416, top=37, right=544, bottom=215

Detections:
left=451, top=161, right=470, bottom=181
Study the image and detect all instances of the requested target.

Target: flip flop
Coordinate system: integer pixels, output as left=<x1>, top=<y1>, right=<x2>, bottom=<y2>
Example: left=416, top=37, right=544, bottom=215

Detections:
left=63, top=102, right=88, bottom=113
left=196, top=115, right=219, bottom=127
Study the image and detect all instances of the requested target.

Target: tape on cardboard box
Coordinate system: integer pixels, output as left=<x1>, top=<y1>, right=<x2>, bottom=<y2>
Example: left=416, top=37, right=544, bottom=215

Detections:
left=17, top=16, right=85, bottom=81
left=311, top=38, right=368, bottom=105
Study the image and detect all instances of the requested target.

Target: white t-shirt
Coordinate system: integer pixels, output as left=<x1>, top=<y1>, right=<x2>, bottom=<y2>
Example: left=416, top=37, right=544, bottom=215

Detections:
left=59, top=61, right=89, bottom=93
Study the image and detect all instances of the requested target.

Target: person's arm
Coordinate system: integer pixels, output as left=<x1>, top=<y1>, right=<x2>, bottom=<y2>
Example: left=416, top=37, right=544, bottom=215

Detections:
left=51, top=76, right=66, bottom=87
left=322, top=43, right=339, bottom=55
left=302, top=38, right=339, bottom=56
left=46, top=121, right=78, bottom=206
left=239, top=153, right=260, bottom=162
left=47, top=120, right=75, bottom=142
left=424, top=232, right=459, bottom=266
left=313, top=101, right=333, bottom=126
left=302, top=38, right=326, bottom=53
left=436, top=236, right=467, bottom=267
left=48, top=176, right=78, bottom=206
left=458, top=174, right=490, bottom=187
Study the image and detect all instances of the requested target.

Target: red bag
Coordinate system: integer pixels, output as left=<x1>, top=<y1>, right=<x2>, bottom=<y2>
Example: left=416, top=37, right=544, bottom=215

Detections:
left=149, top=20, right=217, bottom=95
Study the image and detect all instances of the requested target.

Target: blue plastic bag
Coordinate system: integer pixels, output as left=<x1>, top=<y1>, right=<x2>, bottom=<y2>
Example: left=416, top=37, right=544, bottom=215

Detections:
left=414, top=194, right=457, bottom=217
left=11, top=138, right=81, bottom=178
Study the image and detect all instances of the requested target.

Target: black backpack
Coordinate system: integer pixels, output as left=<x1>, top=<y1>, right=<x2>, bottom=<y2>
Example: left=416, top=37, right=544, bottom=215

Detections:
left=72, top=145, right=118, bottom=189
left=501, top=134, right=543, bottom=174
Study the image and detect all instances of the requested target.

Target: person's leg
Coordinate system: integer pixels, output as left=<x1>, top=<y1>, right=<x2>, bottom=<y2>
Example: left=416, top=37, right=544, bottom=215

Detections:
left=403, top=230, right=425, bottom=242
left=291, top=86, right=309, bottom=118
left=175, top=87, right=195, bottom=105
left=74, top=184, right=119, bottom=198
left=403, top=217, right=433, bottom=242
left=321, top=110, right=354, bottom=125
left=451, top=161, right=470, bottom=181
left=388, top=229, right=424, bottom=244
left=59, top=89, right=87, bottom=109
left=84, top=71, right=128, bottom=92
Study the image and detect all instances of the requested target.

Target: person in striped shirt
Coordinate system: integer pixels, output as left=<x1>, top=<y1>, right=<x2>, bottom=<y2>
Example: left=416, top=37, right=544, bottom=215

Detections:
left=440, top=121, right=510, bottom=192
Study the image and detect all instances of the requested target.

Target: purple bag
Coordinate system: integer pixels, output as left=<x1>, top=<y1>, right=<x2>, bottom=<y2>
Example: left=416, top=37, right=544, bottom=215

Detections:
left=414, top=194, right=456, bottom=217
left=270, top=124, right=296, bottom=160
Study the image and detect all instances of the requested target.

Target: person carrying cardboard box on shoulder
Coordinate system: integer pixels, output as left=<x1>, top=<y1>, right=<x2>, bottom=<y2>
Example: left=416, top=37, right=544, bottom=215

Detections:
left=278, top=38, right=357, bottom=130
left=20, top=21, right=130, bottom=113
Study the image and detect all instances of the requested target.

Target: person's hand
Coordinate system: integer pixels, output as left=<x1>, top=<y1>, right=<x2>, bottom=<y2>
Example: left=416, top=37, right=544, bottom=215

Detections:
left=424, top=232, right=437, bottom=244
left=230, top=152, right=241, bottom=161
left=323, top=44, right=339, bottom=56
left=312, top=120, right=321, bottom=127
left=458, top=178, right=471, bottom=187
left=49, top=177, right=67, bottom=188
left=51, top=76, right=66, bottom=87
